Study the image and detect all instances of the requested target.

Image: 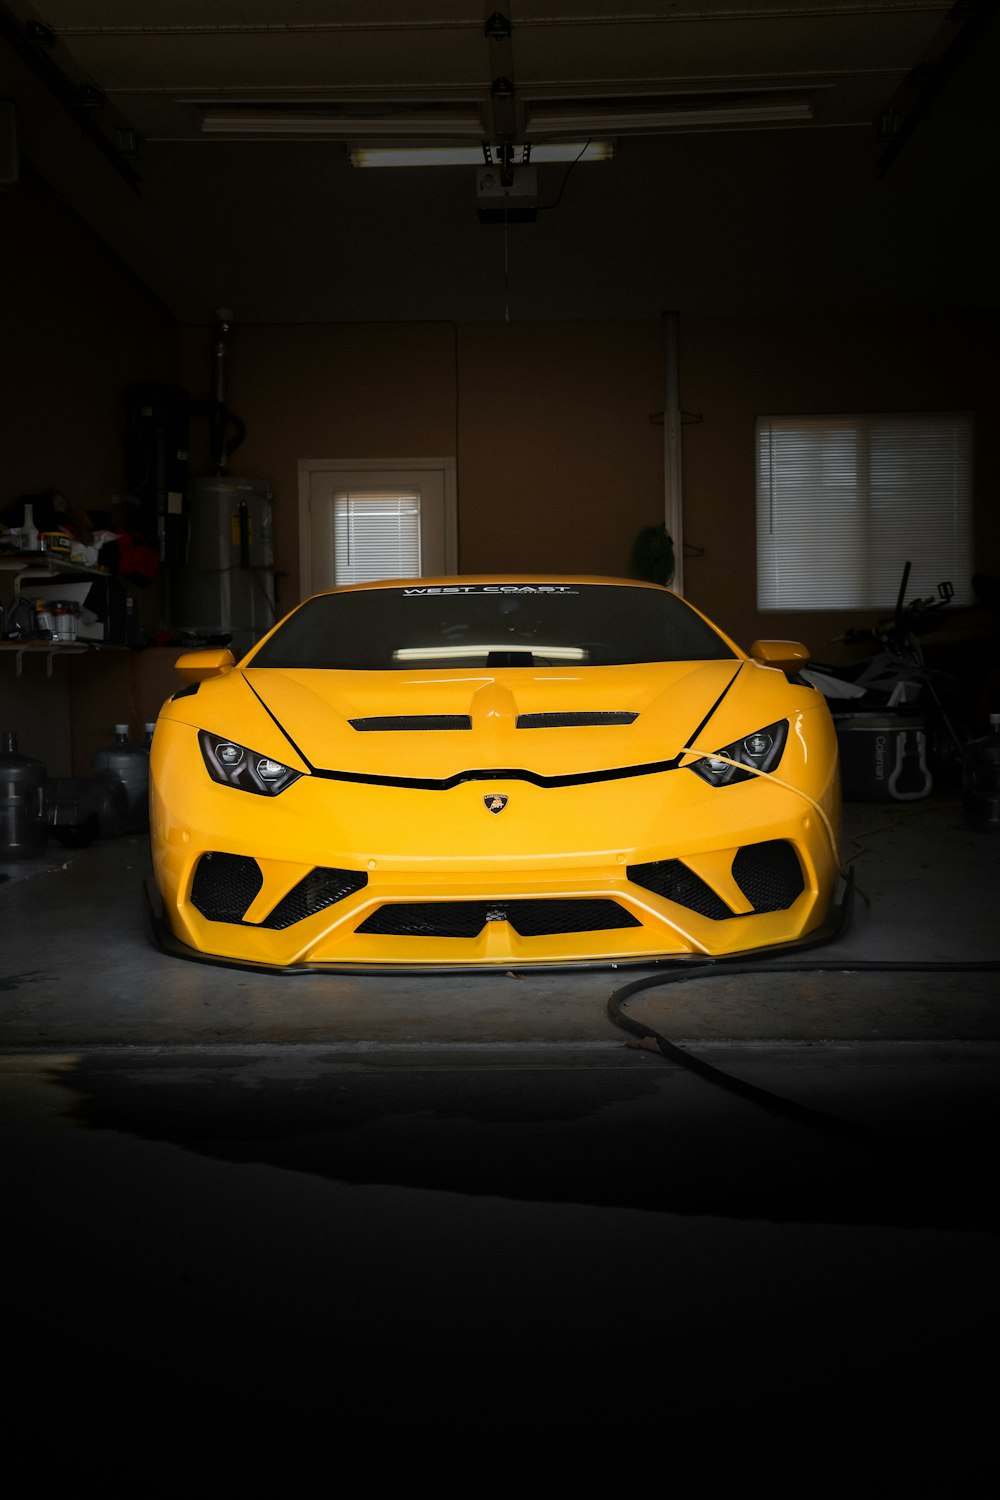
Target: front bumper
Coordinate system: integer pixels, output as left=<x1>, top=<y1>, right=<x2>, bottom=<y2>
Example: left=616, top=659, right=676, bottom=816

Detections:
left=150, top=717, right=841, bottom=970
left=145, top=868, right=854, bottom=974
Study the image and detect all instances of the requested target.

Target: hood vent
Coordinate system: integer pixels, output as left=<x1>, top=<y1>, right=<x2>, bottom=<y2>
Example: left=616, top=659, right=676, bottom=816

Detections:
left=516, top=712, right=637, bottom=728
left=348, top=711, right=638, bottom=732
left=349, top=715, right=472, bottom=731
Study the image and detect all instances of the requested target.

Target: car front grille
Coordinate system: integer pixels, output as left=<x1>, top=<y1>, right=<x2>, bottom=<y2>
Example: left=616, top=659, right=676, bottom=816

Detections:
left=259, top=868, right=369, bottom=929
left=628, top=840, right=804, bottom=919
left=191, top=852, right=263, bottom=923
left=627, top=858, right=734, bottom=920
left=731, top=840, right=804, bottom=911
left=356, top=899, right=641, bottom=939
left=190, top=853, right=367, bottom=926
left=188, top=840, right=804, bottom=937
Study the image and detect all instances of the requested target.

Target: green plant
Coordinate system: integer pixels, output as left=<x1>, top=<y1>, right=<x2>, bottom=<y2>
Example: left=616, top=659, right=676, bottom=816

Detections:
left=630, top=524, right=675, bottom=587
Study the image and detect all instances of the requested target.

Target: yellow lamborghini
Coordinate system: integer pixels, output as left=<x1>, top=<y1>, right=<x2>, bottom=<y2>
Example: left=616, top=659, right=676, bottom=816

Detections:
left=148, top=577, right=842, bottom=970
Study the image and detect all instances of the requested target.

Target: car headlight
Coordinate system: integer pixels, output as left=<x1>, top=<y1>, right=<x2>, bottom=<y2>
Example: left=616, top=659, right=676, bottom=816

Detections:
left=198, top=730, right=302, bottom=796
left=689, top=719, right=789, bottom=787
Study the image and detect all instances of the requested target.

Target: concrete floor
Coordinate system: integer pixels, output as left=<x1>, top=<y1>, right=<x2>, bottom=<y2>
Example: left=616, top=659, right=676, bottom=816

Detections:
left=2, top=793, right=999, bottom=1481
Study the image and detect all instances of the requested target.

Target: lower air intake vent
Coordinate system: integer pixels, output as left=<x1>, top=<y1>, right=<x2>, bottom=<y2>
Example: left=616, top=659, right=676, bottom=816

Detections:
left=191, top=852, right=263, bottom=923
left=191, top=855, right=366, bottom=927
left=259, top=867, right=368, bottom=929
left=732, top=840, right=804, bottom=911
left=627, top=858, right=733, bottom=921
left=357, top=899, right=640, bottom=939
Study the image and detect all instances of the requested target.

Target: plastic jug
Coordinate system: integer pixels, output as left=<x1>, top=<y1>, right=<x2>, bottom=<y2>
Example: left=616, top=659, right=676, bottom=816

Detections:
left=0, top=730, right=47, bottom=860
left=91, top=724, right=149, bottom=834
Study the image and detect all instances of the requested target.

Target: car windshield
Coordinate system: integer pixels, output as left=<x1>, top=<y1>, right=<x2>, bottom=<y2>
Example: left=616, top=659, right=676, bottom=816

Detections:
left=248, top=583, right=736, bottom=670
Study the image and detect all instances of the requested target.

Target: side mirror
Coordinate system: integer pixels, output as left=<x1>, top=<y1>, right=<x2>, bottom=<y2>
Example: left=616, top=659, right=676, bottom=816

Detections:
left=174, top=648, right=236, bottom=683
left=749, top=639, right=810, bottom=666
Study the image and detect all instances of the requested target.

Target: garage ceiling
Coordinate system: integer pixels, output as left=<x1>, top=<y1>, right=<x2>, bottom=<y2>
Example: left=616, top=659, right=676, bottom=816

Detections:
left=1, top=1, right=985, bottom=153
left=2, top=2, right=997, bottom=321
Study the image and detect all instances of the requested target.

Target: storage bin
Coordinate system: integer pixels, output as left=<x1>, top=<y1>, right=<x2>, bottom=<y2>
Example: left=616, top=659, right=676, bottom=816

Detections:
left=834, top=714, right=932, bottom=802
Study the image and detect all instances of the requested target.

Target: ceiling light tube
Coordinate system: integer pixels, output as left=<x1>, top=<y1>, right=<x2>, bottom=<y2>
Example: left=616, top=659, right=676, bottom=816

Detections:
left=350, top=145, right=485, bottom=167
left=529, top=140, right=614, bottom=163
left=527, top=101, right=814, bottom=133
left=350, top=140, right=613, bottom=167
left=200, top=110, right=482, bottom=138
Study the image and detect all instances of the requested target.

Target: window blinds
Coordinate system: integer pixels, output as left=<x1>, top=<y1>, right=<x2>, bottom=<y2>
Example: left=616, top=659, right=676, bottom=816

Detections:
left=756, top=414, right=973, bottom=609
left=333, top=490, right=421, bottom=585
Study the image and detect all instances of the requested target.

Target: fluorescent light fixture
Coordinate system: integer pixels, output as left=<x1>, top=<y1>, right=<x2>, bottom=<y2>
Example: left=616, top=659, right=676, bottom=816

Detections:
left=350, top=140, right=613, bottom=168
left=202, top=92, right=812, bottom=146
left=522, top=140, right=614, bottom=164
left=393, top=644, right=586, bottom=660
left=526, top=95, right=815, bottom=134
left=351, top=145, right=487, bottom=168
left=200, top=108, right=482, bottom=138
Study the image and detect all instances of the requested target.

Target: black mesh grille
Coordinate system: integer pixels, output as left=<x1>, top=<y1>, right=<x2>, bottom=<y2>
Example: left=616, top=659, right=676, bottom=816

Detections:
left=356, top=899, right=640, bottom=939
left=507, top=900, right=640, bottom=936
left=259, top=867, right=369, bottom=929
left=516, top=712, right=638, bottom=728
left=191, top=855, right=366, bottom=928
left=349, top=716, right=472, bottom=731
left=627, top=858, right=734, bottom=920
left=357, top=903, right=487, bottom=939
left=732, top=840, right=804, bottom=912
left=191, top=853, right=263, bottom=923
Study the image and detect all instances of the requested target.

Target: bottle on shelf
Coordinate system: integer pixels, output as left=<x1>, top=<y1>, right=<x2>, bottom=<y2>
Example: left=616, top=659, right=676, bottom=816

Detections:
left=34, top=599, right=55, bottom=639
left=19, top=502, right=39, bottom=554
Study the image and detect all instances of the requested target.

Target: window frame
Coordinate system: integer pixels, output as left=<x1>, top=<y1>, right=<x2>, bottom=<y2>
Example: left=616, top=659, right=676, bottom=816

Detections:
left=297, top=458, right=457, bottom=596
left=755, top=411, right=974, bottom=611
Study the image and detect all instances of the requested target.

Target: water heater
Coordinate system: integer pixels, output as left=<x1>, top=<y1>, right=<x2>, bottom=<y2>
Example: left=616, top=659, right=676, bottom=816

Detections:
left=169, top=476, right=275, bottom=658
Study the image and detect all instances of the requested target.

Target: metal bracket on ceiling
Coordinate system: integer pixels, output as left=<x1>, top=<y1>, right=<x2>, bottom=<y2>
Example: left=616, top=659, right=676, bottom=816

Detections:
left=875, top=0, right=996, bottom=178
left=0, top=7, right=140, bottom=191
left=481, top=5, right=523, bottom=165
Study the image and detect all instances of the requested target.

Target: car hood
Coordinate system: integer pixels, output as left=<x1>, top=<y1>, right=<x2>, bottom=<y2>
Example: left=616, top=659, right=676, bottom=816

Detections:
left=199, top=658, right=803, bottom=780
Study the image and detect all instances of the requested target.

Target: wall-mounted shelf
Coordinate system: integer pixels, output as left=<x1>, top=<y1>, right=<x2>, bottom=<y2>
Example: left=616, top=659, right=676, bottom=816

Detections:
left=1, top=551, right=108, bottom=587
left=0, top=639, right=95, bottom=678
left=1, top=551, right=135, bottom=664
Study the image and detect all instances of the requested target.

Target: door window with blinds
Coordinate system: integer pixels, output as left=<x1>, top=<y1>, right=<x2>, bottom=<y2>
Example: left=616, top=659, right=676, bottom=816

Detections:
left=333, top=489, right=421, bottom=585
left=298, top=460, right=455, bottom=595
left=756, top=413, right=973, bottom=609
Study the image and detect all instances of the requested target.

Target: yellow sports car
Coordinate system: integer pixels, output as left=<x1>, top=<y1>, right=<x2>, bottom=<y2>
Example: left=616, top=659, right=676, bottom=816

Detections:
left=148, top=576, right=842, bottom=970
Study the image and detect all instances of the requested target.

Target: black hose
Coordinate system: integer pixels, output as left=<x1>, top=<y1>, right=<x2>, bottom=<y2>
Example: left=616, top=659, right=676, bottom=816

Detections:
left=608, top=952, right=1000, bottom=1141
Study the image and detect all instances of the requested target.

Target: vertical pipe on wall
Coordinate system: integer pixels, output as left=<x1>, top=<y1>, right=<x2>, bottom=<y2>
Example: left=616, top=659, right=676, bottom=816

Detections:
left=212, top=307, right=234, bottom=474
left=663, top=311, right=684, bottom=596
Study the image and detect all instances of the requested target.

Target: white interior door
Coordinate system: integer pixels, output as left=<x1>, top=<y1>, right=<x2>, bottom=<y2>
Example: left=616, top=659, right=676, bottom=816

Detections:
left=298, top=459, right=457, bottom=596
